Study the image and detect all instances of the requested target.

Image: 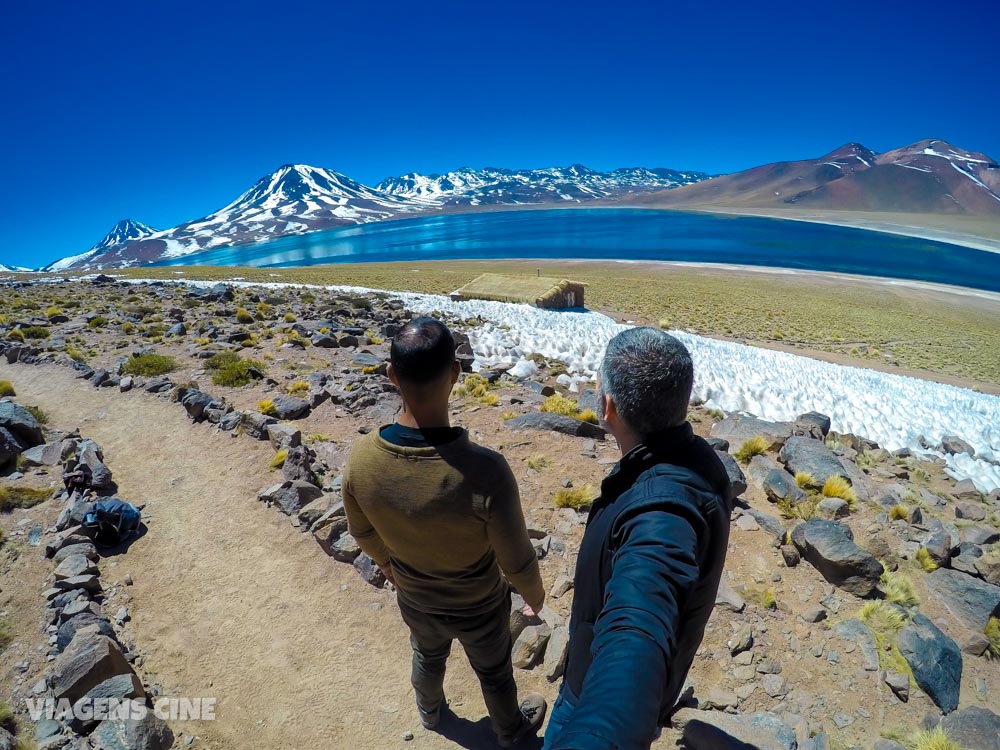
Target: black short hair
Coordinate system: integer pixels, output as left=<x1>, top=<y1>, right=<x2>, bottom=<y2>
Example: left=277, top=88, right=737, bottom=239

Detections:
left=390, top=317, right=456, bottom=385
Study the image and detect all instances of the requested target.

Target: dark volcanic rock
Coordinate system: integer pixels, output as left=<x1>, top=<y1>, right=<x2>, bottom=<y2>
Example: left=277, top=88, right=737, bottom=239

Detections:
left=504, top=412, right=606, bottom=440
left=90, top=699, right=174, bottom=750
left=281, top=445, right=316, bottom=485
left=241, top=411, right=278, bottom=440
left=897, top=613, right=963, bottom=714
left=778, top=436, right=848, bottom=486
left=258, top=480, right=323, bottom=515
left=940, top=707, right=1000, bottom=750
left=353, top=553, right=387, bottom=588
left=51, top=632, right=135, bottom=704
left=270, top=395, right=311, bottom=420
left=925, top=567, right=1000, bottom=631
left=0, top=400, right=45, bottom=447
left=790, top=519, right=883, bottom=596
left=714, top=450, right=747, bottom=499
left=710, top=414, right=793, bottom=453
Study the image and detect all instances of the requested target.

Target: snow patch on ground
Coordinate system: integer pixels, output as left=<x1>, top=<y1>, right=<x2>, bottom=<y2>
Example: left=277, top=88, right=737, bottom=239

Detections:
left=116, top=276, right=1000, bottom=491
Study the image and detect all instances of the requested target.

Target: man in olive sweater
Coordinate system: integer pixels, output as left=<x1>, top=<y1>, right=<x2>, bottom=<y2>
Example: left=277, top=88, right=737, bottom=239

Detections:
left=344, top=317, right=547, bottom=747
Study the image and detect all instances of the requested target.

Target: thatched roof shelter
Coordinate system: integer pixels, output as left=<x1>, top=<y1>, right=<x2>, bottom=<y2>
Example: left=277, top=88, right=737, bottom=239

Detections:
left=449, top=273, right=586, bottom=309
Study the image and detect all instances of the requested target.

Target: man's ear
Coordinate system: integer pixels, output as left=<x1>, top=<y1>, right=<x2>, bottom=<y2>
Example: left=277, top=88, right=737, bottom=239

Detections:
left=387, top=363, right=400, bottom=389
left=450, top=360, right=461, bottom=384
left=603, top=391, right=618, bottom=422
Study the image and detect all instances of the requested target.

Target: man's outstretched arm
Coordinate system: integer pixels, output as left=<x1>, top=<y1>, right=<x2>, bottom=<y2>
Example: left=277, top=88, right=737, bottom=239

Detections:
left=548, top=500, right=705, bottom=750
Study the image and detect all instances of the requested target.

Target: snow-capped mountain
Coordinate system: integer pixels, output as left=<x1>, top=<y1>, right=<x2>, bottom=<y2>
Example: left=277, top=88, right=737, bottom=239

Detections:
left=638, top=139, right=1000, bottom=215
left=377, top=165, right=708, bottom=205
left=42, top=219, right=158, bottom=272
left=0, top=263, right=33, bottom=273
left=45, top=162, right=708, bottom=270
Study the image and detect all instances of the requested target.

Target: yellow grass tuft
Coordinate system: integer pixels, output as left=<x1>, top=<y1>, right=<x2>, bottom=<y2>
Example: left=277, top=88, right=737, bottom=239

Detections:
left=258, top=399, right=278, bottom=417
left=579, top=408, right=599, bottom=424
left=888, top=504, right=908, bottom=521
left=912, top=727, right=963, bottom=750
left=734, top=436, right=767, bottom=463
left=287, top=381, right=310, bottom=396
left=499, top=410, right=516, bottom=421
left=916, top=546, right=938, bottom=572
left=554, top=484, right=597, bottom=511
left=527, top=454, right=550, bottom=471
left=479, top=393, right=500, bottom=406
left=985, top=616, right=1000, bottom=658
left=859, top=600, right=908, bottom=636
left=270, top=449, right=288, bottom=469
left=0, top=486, right=52, bottom=513
left=540, top=395, right=581, bottom=417
left=795, top=471, right=816, bottom=489
left=880, top=569, right=920, bottom=607
left=236, top=307, right=254, bottom=323
left=822, top=475, right=857, bottom=507
left=0, top=380, right=14, bottom=397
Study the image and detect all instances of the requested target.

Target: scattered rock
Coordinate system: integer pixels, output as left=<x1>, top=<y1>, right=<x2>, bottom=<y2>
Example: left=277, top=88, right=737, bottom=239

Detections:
left=897, top=613, right=963, bottom=714
left=714, top=450, right=747, bottom=498
left=882, top=670, right=910, bottom=702
left=90, top=699, right=174, bottom=750
left=939, top=706, right=1000, bottom=750
left=257, top=480, right=324, bottom=515
left=778, top=436, right=848, bottom=486
left=512, top=624, right=550, bottom=669
left=671, top=709, right=796, bottom=750
left=353, top=553, right=387, bottom=588
left=266, top=423, right=302, bottom=451
left=715, top=579, right=746, bottom=613
left=504, top=412, right=605, bottom=439
left=270, top=395, right=311, bottom=420
left=790, top=519, right=884, bottom=597
left=51, top=632, right=137, bottom=704
left=832, top=619, right=879, bottom=671
left=710, top=414, right=793, bottom=453
left=940, top=435, right=975, bottom=457
left=925, top=567, right=1000, bottom=632
left=543, top=625, right=569, bottom=682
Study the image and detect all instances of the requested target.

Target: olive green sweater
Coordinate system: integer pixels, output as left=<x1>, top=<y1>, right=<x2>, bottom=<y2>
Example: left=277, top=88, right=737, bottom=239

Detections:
left=343, top=427, right=544, bottom=616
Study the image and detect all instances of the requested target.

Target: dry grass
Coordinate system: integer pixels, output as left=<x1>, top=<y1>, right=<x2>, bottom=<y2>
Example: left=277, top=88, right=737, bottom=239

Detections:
left=540, top=395, right=581, bottom=417
left=579, top=408, right=599, bottom=424
left=0, top=380, right=14, bottom=397
left=888, top=504, right=908, bottom=521
left=270, top=449, right=288, bottom=469
left=880, top=569, right=920, bottom=607
left=985, top=616, right=1000, bottom=658
left=554, top=484, right=597, bottom=510
left=258, top=399, right=278, bottom=417
left=121, top=352, right=178, bottom=377
left=0, top=486, right=52, bottom=513
left=795, top=471, right=816, bottom=489
left=912, top=727, right=963, bottom=750
left=916, top=546, right=938, bottom=572
left=822, top=475, right=857, bottom=507
left=734, top=436, right=767, bottom=463
left=451, top=273, right=585, bottom=307
left=527, top=454, right=550, bottom=471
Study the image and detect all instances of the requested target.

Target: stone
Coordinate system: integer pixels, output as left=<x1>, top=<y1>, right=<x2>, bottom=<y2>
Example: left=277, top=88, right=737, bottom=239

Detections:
left=512, top=624, right=550, bottom=669
left=728, top=627, right=753, bottom=655
left=266, top=423, right=302, bottom=451
left=504, top=412, right=606, bottom=440
left=801, top=607, right=826, bottom=624
left=735, top=514, right=759, bottom=532
left=962, top=525, right=1000, bottom=546
left=270, top=395, right=311, bottom=420
left=954, top=501, right=987, bottom=522
left=76, top=439, right=113, bottom=489
left=165, top=322, right=186, bottom=337
left=778, top=436, right=848, bottom=486
left=241, top=411, right=278, bottom=440
left=883, top=670, right=910, bottom=701
left=975, top=554, right=1000, bottom=586
left=53, top=543, right=98, bottom=564
left=281, top=445, right=316, bottom=485
left=311, top=333, right=339, bottom=348
left=923, top=527, right=953, bottom=568
left=70, top=673, right=146, bottom=730
left=715, top=579, right=746, bottom=613
left=90, top=699, right=174, bottom=750
left=550, top=574, right=574, bottom=599
left=714, top=450, right=747, bottom=498
left=761, top=469, right=807, bottom=505
left=952, top=478, right=983, bottom=503
left=54, top=574, right=103, bottom=594
left=296, top=496, right=331, bottom=529
left=330, top=534, right=361, bottom=563
left=699, top=687, right=739, bottom=710
left=50, top=633, right=136, bottom=704
left=780, top=545, right=800, bottom=567
left=925, top=567, right=1000, bottom=631
left=543, top=625, right=569, bottom=682
left=54, top=554, right=98, bottom=580
left=0, top=400, right=45, bottom=446
left=179, top=389, right=216, bottom=422
left=761, top=674, right=788, bottom=698
left=257, top=480, right=324, bottom=515
left=119, top=375, right=134, bottom=392
left=961, top=632, right=989, bottom=656
left=671, top=709, right=796, bottom=750
left=741, top=508, right=786, bottom=540
left=710, top=414, right=793, bottom=454
left=817, top=497, right=849, bottom=519
left=940, top=435, right=975, bottom=457
left=939, top=707, right=1000, bottom=750
left=897, top=613, right=963, bottom=714
left=18, top=441, right=65, bottom=467
left=832, top=619, right=879, bottom=671
left=353, top=553, right=386, bottom=588
left=795, top=411, right=832, bottom=437
left=791, top=519, right=884, bottom=597
left=56, top=613, right=115, bottom=651
left=144, top=376, right=173, bottom=393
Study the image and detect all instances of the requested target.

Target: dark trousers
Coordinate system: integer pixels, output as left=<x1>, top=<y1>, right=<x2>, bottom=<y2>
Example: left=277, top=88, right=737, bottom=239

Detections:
left=397, top=591, right=521, bottom=737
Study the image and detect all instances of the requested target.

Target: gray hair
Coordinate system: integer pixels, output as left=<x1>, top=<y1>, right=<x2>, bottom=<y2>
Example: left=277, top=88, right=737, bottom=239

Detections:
left=598, top=327, right=694, bottom=435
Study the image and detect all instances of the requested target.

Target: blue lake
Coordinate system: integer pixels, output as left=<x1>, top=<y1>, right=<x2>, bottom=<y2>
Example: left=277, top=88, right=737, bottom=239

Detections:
left=153, top=209, right=1000, bottom=293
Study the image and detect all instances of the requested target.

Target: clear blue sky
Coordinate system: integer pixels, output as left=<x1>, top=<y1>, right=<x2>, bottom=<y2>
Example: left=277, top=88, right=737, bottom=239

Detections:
left=1, top=0, right=996, bottom=268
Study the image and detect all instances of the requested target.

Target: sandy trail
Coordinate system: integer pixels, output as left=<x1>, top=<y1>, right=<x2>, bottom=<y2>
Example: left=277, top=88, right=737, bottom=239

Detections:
left=2, top=362, right=527, bottom=750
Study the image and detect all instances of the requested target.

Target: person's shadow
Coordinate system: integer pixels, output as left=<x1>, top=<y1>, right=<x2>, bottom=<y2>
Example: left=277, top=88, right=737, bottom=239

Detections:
left=436, top=707, right=543, bottom=750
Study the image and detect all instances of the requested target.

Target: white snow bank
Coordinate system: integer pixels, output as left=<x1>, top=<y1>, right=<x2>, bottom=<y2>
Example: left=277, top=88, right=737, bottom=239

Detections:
left=115, top=277, right=1000, bottom=492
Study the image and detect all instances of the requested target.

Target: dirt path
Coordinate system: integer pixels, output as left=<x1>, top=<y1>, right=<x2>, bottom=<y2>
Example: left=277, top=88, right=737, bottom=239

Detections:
left=1, top=362, right=533, bottom=750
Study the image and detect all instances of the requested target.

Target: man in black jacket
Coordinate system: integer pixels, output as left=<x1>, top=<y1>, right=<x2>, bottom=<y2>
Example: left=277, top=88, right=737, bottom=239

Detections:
left=543, top=327, right=737, bottom=750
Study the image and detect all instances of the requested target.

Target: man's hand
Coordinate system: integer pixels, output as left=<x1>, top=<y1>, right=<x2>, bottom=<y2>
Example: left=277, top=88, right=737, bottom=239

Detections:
left=379, top=565, right=395, bottom=586
left=522, top=595, right=545, bottom=618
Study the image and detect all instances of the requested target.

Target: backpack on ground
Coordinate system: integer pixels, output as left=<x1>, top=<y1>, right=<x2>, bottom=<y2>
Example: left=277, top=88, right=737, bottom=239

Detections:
left=83, top=498, right=142, bottom=548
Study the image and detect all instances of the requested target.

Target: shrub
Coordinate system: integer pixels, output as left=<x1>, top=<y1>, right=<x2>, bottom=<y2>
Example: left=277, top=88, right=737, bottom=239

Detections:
left=451, top=384, right=468, bottom=398
left=122, top=322, right=136, bottom=334
left=734, top=436, right=767, bottom=463
left=499, top=410, right=516, bottom=421
left=65, top=346, right=87, bottom=363
left=206, top=351, right=241, bottom=370
left=984, top=616, right=1000, bottom=658
left=554, top=484, right=597, bottom=510
left=540, top=395, right=580, bottom=417
left=916, top=546, right=938, bottom=572
left=45, top=306, right=63, bottom=317
left=121, top=353, right=178, bottom=377
left=256, top=302, right=273, bottom=318
left=479, top=393, right=500, bottom=406
left=0, top=380, right=14, bottom=397
left=579, top=408, right=599, bottom=424
left=795, top=472, right=816, bottom=489
left=283, top=313, right=296, bottom=323
left=912, top=727, right=962, bottom=750
left=527, top=454, right=550, bottom=470
left=880, top=569, right=919, bottom=607
left=24, top=405, right=48, bottom=425
left=258, top=399, right=278, bottom=417
left=747, top=586, right=776, bottom=610
left=822, top=475, right=857, bottom=507
left=87, top=316, right=108, bottom=330
left=0, top=618, right=12, bottom=651
left=658, top=319, right=671, bottom=329
left=706, top=408, right=725, bottom=420
left=287, top=381, right=309, bottom=396
left=213, top=358, right=265, bottom=388
left=361, top=365, right=380, bottom=375
left=236, top=307, right=255, bottom=324
left=888, top=504, right=908, bottom=521
left=5, top=329, right=24, bottom=342
left=21, top=325, right=50, bottom=339
left=0, top=486, right=52, bottom=512
left=270, top=449, right=288, bottom=469
left=307, top=433, right=332, bottom=443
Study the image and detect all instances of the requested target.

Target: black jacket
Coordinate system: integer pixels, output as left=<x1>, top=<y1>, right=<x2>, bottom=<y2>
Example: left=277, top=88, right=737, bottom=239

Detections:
left=550, top=422, right=735, bottom=750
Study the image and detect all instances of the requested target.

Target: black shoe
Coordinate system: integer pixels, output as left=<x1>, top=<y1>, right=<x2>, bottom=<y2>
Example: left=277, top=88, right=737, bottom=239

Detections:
left=498, top=693, right=547, bottom=747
